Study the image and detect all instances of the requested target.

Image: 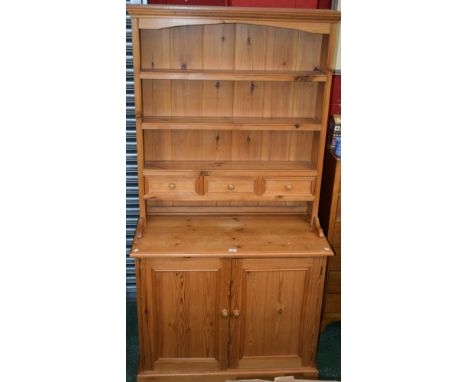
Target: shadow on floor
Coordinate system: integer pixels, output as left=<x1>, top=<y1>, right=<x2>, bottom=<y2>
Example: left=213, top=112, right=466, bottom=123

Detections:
left=126, top=300, right=340, bottom=381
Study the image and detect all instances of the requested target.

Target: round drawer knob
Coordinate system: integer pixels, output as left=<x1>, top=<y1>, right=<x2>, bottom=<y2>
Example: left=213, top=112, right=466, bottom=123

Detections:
left=221, top=309, right=229, bottom=318
left=233, top=309, right=240, bottom=318
left=285, top=184, right=293, bottom=191
left=227, top=184, right=235, bottom=191
left=168, top=183, right=176, bottom=190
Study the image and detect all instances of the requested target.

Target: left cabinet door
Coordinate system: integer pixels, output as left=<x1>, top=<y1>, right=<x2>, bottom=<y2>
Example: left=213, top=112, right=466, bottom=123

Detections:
left=138, top=258, right=230, bottom=373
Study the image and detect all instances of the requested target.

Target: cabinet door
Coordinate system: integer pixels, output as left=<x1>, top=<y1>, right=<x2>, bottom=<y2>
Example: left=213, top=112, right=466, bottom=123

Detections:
left=229, top=258, right=326, bottom=369
left=139, top=258, right=230, bottom=372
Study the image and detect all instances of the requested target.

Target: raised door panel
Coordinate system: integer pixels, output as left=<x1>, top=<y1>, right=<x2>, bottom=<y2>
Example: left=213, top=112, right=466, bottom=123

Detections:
left=229, top=258, right=327, bottom=369
left=139, top=258, right=230, bottom=372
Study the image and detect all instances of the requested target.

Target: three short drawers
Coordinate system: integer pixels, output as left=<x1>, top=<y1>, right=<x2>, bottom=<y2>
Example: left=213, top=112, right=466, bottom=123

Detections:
left=144, top=174, right=315, bottom=201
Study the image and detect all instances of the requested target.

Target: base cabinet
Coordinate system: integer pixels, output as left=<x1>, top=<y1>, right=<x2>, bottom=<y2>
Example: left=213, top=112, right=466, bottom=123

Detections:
left=137, top=257, right=327, bottom=379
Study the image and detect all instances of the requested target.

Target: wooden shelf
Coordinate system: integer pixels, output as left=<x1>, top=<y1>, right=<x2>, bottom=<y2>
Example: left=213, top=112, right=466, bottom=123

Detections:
left=143, top=160, right=317, bottom=177
left=131, top=215, right=331, bottom=258
left=139, top=69, right=327, bottom=82
left=141, top=116, right=322, bottom=131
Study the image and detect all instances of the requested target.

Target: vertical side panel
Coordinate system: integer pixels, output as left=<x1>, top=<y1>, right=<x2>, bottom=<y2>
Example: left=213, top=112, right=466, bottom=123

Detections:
left=312, top=23, right=339, bottom=220
left=140, top=260, right=154, bottom=369
left=131, top=17, right=146, bottom=221
left=203, top=24, right=235, bottom=70
left=300, top=257, right=327, bottom=365
left=135, top=259, right=151, bottom=371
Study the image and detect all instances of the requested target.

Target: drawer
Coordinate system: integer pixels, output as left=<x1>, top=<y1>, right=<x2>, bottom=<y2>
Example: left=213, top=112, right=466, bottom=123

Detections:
left=203, top=176, right=259, bottom=196
left=263, top=177, right=315, bottom=199
left=144, top=175, right=201, bottom=198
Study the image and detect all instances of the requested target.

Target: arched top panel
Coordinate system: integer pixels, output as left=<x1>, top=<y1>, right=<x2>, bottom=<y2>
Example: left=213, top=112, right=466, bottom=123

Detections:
left=139, top=22, right=326, bottom=72
left=138, top=18, right=331, bottom=35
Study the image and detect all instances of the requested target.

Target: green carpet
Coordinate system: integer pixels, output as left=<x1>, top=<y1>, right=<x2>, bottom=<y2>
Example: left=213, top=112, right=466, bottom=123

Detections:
left=317, top=321, right=341, bottom=380
left=126, top=300, right=340, bottom=381
left=127, top=300, right=139, bottom=382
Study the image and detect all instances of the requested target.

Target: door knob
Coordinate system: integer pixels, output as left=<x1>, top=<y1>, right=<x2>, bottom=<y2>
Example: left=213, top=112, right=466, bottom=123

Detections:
left=233, top=309, right=240, bottom=317
left=227, top=184, right=235, bottom=191
left=221, top=309, right=229, bottom=317
left=285, top=184, right=293, bottom=191
left=168, top=183, right=176, bottom=190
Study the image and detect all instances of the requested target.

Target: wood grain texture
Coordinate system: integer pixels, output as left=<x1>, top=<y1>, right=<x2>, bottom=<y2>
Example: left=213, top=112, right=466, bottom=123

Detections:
left=131, top=215, right=332, bottom=258
left=128, top=5, right=340, bottom=380
left=139, top=22, right=325, bottom=75
left=144, top=160, right=317, bottom=176
left=203, top=24, right=235, bottom=70
left=127, top=4, right=341, bottom=23
left=142, top=80, right=321, bottom=119
left=137, top=367, right=318, bottom=381
left=170, top=25, right=203, bottom=70
left=140, top=69, right=326, bottom=82
left=140, top=258, right=230, bottom=372
left=131, top=17, right=147, bottom=221
left=142, top=116, right=321, bottom=131
left=141, top=29, right=171, bottom=70
left=229, top=258, right=326, bottom=368
left=143, top=130, right=318, bottom=163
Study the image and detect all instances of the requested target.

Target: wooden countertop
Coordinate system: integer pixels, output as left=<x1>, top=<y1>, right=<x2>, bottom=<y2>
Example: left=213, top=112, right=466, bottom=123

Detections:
left=131, top=215, right=333, bottom=258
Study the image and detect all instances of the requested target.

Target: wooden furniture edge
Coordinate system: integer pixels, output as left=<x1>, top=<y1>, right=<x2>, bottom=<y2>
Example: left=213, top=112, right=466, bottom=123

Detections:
left=137, top=366, right=318, bottom=380
left=127, top=4, right=341, bottom=23
left=130, top=251, right=333, bottom=259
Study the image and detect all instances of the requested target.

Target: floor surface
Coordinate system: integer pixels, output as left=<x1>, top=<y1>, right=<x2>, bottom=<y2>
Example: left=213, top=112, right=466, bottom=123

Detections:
left=126, top=300, right=340, bottom=381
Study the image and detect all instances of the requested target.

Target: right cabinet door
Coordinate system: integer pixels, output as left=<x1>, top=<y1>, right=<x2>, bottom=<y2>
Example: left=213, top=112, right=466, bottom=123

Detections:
left=229, top=257, right=326, bottom=369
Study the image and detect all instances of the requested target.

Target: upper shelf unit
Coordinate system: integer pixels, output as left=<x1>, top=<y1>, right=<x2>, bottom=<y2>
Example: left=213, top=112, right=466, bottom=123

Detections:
left=139, top=69, right=327, bottom=82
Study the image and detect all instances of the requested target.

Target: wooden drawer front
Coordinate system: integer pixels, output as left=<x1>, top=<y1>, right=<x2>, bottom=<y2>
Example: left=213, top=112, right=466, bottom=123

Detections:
left=263, top=177, right=315, bottom=199
left=204, top=176, right=258, bottom=196
left=145, top=176, right=200, bottom=197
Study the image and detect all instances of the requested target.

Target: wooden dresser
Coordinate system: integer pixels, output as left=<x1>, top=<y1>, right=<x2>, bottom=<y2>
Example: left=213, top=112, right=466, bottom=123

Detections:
left=319, top=148, right=341, bottom=330
left=127, top=5, right=340, bottom=381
